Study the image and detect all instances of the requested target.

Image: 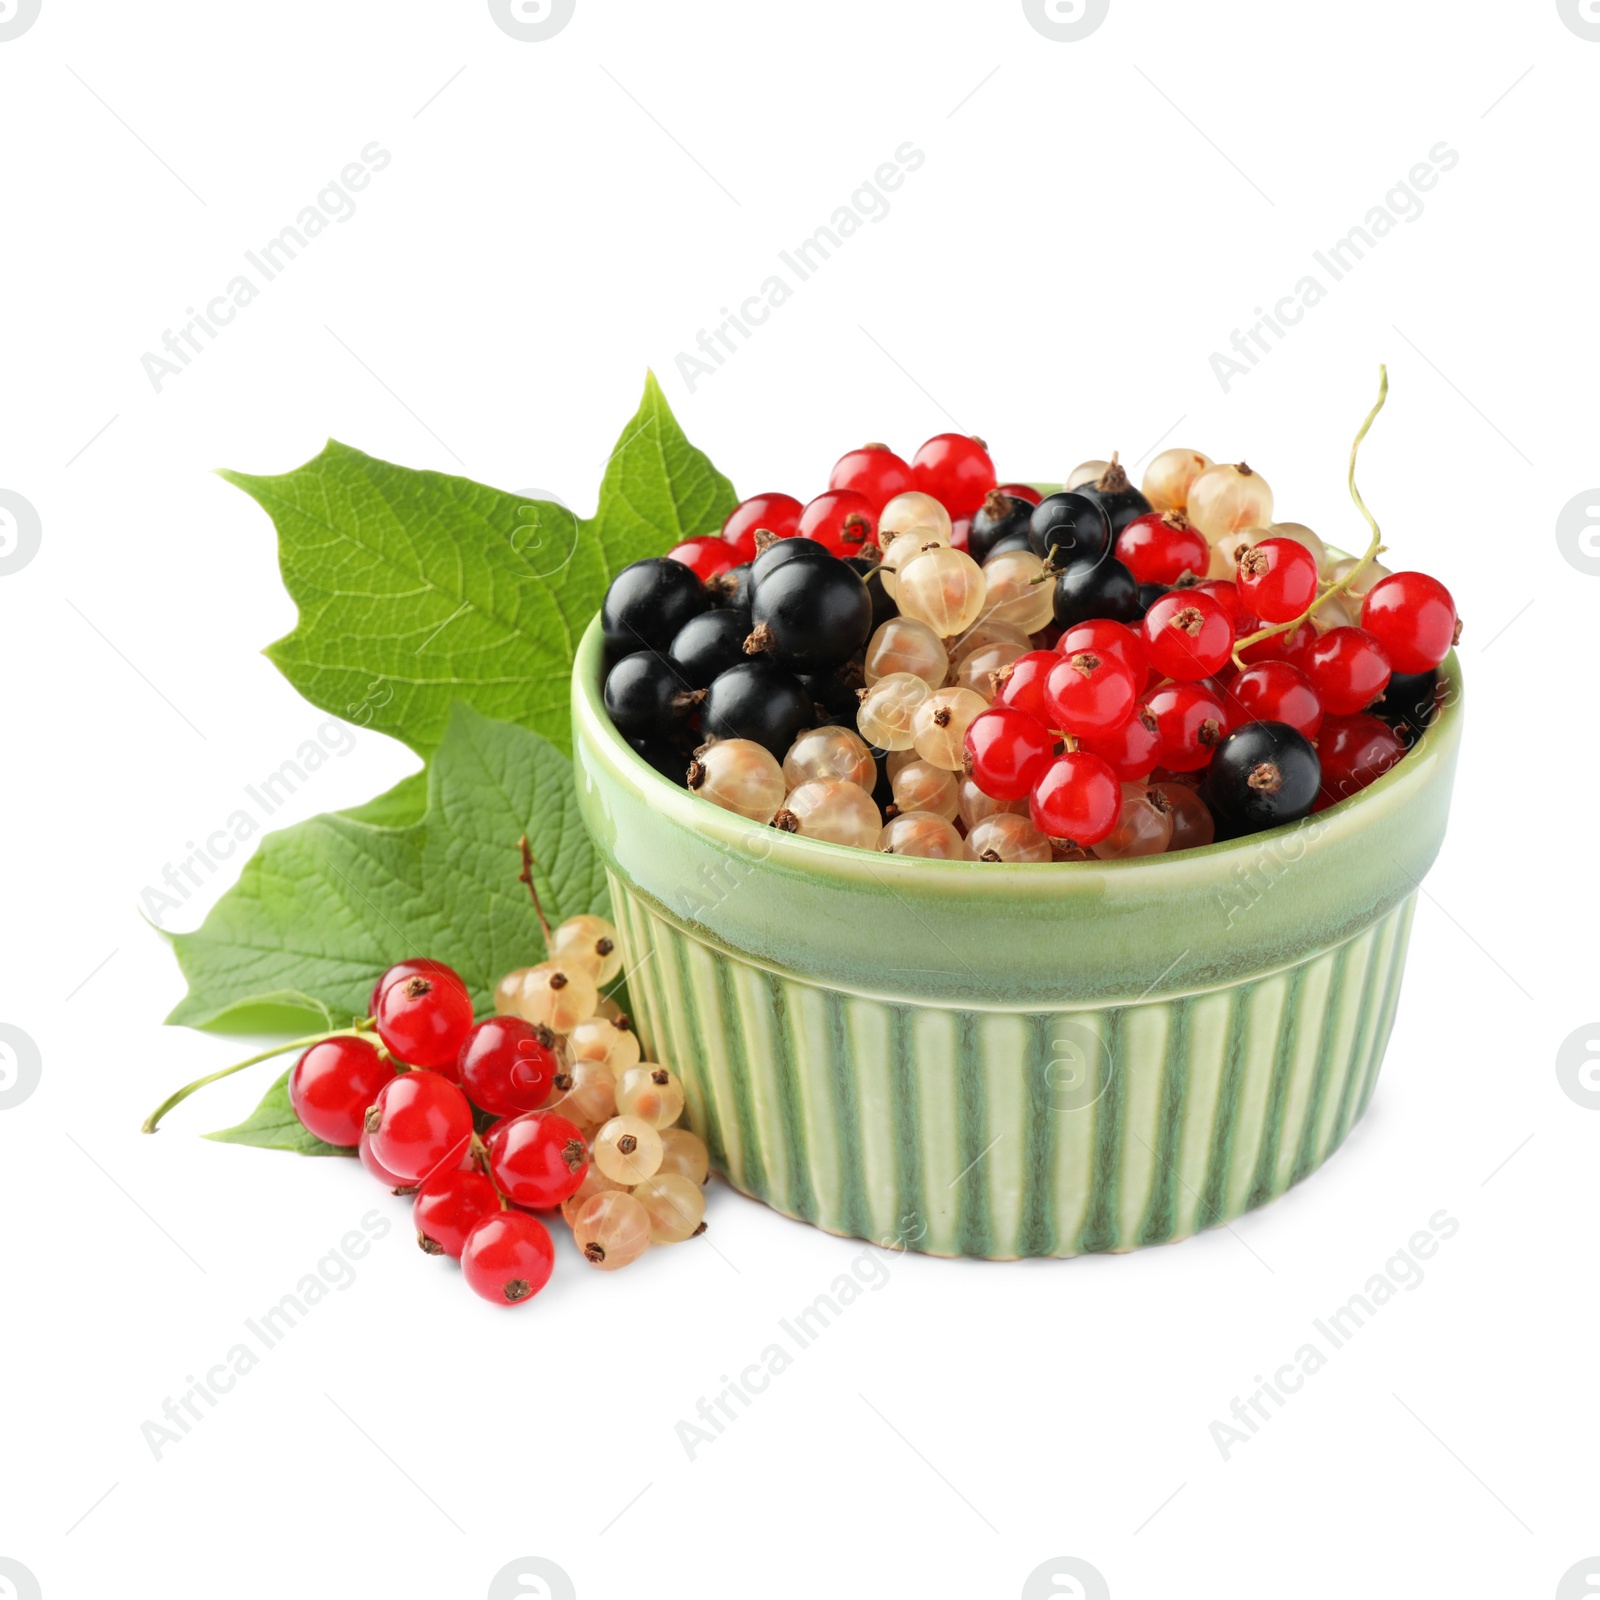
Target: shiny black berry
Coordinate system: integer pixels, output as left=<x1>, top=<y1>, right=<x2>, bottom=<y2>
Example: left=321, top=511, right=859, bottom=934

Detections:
left=797, top=656, right=866, bottom=725
left=668, top=609, right=751, bottom=689
left=846, top=553, right=899, bottom=633
left=1030, top=492, right=1112, bottom=565
left=983, top=530, right=1037, bottom=562
left=1071, top=457, right=1153, bottom=539
left=601, top=558, right=710, bottom=657
left=1134, top=582, right=1167, bottom=618
left=1371, top=668, right=1438, bottom=747
left=968, top=490, right=1035, bottom=565
left=603, top=651, right=700, bottom=740
left=628, top=732, right=691, bottom=785
left=1202, top=721, right=1321, bottom=836
left=746, top=552, right=871, bottom=671
left=1051, top=554, right=1142, bottom=629
left=702, top=660, right=815, bottom=760
left=750, top=535, right=835, bottom=592
left=709, top=562, right=754, bottom=611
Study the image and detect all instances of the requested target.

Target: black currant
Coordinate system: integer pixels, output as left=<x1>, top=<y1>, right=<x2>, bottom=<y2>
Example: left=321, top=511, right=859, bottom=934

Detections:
left=746, top=553, right=871, bottom=671
left=601, top=558, right=710, bottom=657
left=668, top=609, right=752, bottom=689
left=983, top=530, right=1037, bottom=562
left=1071, top=456, right=1153, bottom=539
left=709, top=562, right=754, bottom=611
left=1030, top=492, right=1112, bottom=564
left=701, top=660, right=815, bottom=760
left=750, top=535, right=835, bottom=592
left=1051, top=554, right=1142, bottom=629
left=603, top=651, right=700, bottom=740
left=1371, top=668, right=1438, bottom=747
left=968, top=490, right=1035, bottom=565
left=797, top=655, right=866, bottom=724
left=1201, top=721, right=1321, bottom=836
left=847, top=558, right=898, bottom=632
left=628, top=732, right=691, bottom=785
left=1134, top=582, right=1167, bottom=618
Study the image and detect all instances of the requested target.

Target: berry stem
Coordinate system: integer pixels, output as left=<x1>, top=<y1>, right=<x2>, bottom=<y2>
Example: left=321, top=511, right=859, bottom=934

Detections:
left=141, top=1022, right=372, bottom=1133
left=1231, top=365, right=1390, bottom=665
left=517, top=834, right=555, bottom=953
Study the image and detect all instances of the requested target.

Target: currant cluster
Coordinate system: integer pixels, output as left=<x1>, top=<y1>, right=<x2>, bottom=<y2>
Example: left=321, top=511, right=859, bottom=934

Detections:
left=284, top=918, right=710, bottom=1307
left=600, top=427, right=1459, bottom=858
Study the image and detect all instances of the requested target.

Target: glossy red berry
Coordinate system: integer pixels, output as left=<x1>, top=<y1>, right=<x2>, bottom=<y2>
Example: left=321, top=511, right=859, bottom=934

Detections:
left=374, top=967, right=475, bottom=1072
left=722, top=492, right=803, bottom=562
left=368, top=958, right=458, bottom=1016
left=911, top=434, right=997, bottom=519
left=1115, top=510, right=1209, bottom=586
left=666, top=534, right=738, bottom=584
left=460, top=1211, right=555, bottom=1306
left=828, top=444, right=915, bottom=512
left=488, top=1111, right=590, bottom=1209
left=1044, top=650, right=1138, bottom=737
left=1142, top=590, right=1235, bottom=681
left=1314, top=714, right=1407, bottom=811
left=1225, top=660, right=1323, bottom=739
left=413, top=1167, right=501, bottom=1259
left=457, top=1017, right=559, bottom=1119
left=1189, top=578, right=1257, bottom=635
left=1302, top=626, right=1391, bottom=715
left=1236, top=536, right=1319, bottom=623
left=798, top=489, right=877, bottom=556
left=1238, top=618, right=1316, bottom=667
left=993, top=650, right=1058, bottom=722
left=1076, top=705, right=1162, bottom=781
left=289, top=1036, right=396, bottom=1148
left=1360, top=571, right=1458, bottom=674
left=359, top=1130, right=413, bottom=1191
left=1029, top=751, right=1121, bottom=847
left=1059, top=618, right=1148, bottom=687
left=995, top=483, right=1043, bottom=506
left=364, top=1071, right=474, bottom=1183
left=1140, top=682, right=1228, bottom=772
left=963, top=707, right=1057, bottom=801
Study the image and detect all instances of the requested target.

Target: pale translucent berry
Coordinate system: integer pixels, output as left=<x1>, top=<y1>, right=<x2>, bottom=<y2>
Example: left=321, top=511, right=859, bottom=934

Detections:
left=949, top=618, right=1031, bottom=659
left=776, top=779, right=881, bottom=849
left=911, top=687, right=989, bottom=770
left=568, top=1015, right=642, bottom=1075
left=1091, top=783, right=1174, bottom=859
left=658, top=1127, right=711, bottom=1185
left=593, top=1115, right=664, bottom=1184
left=616, top=1064, right=687, bottom=1130
left=1187, top=462, right=1274, bottom=541
left=878, top=530, right=949, bottom=599
left=781, top=725, right=877, bottom=790
left=1150, top=780, right=1216, bottom=851
left=553, top=1057, right=617, bottom=1125
left=632, top=1173, right=707, bottom=1243
left=551, top=914, right=623, bottom=986
left=1268, top=521, right=1327, bottom=570
left=512, top=961, right=599, bottom=1033
left=1207, top=526, right=1265, bottom=580
left=560, top=1159, right=628, bottom=1227
left=879, top=490, right=954, bottom=544
left=896, top=547, right=986, bottom=637
left=957, top=775, right=1028, bottom=829
left=494, top=968, right=532, bottom=1016
left=1327, top=554, right=1393, bottom=604
left=593, top=995, right=625, bottom=1024
left=1066, top=459, right=1108, bottom=491
left=891, top=757, right=960, bottom=821
left=573, top=1191, right=653, bottom=1270
left=968, top=811, right=1052, bottom=862
left=878, top=810, right=969, bottom=859
left=1142, top=448, right=1213, bottom=513
left=977, top=548, right=1055, bottom=634
left=864, top=617, right=949, bottom=688
left=857, top=672, right=931, bottom=750
left=952, top=638, right=1028, bottom=700
left=687, top=738, right=786, bottom=822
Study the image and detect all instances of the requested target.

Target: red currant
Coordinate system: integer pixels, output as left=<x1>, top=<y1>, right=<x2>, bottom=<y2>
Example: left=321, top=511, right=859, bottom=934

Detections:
left=828, top=444, right=915, bottom=512
left=1225, top=660, right=1323, bottom=739
left=1140, top=682, right=1227, bottom=772
left=666, top=534, right=738, bottom=584
left=1044, top=650, right=1138, bottom=737
left=1235, top=536, right=1319, bottom=623
left=1238, top=618, right=1316, bottom=667
left=963, top=707, right=1056, bottom=801
left=457, top=1017, right=559, bottom=1119
left=359, top=1129, right=413, bottom=1191
left=993, top=650, right=1058, bottom=722
left=1360, top=571, right=1458, bottom=674
left=488, top=1111, right=590, bottom=1209
left=1314, top=713, right=1406, bottom=811
left=1189, top=578, right=1257, bottom=635
left=1302, top=626, right=1391, bottom=715
left=722, top=492, right=803, bottom=563
left=413, top=1166, right=500, bottom=1259
left=374, top=967, right=475, bottom=1072
left=364, top=1070, right=474, bottom=1183
left=289, top=1036, right=395, bottom=1148
left=1076, top=704, right=1162, bottom=781
left=460, top=1211, right=555, bottom=1306
left=911, top=434, right=997, bottom=519
left=1115, top=510, right=1209, bottom=586
left=995, top=483, right=1043, bottom=506
left=368, top=958, right=458, bottom=1016
left=797, top=489, right=877, bottom=556
left=1029, top=751, right=1121, bottom=847
left=1059, top=618, right=1148, bottom=687
left=1142, top=591, right=1235, bottom=681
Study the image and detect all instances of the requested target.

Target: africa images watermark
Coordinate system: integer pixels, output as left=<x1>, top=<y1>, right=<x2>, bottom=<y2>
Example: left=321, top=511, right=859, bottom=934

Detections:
left=140, top=142, right=392, bottom=393
left=673, top=141, right=927, bottom=395
left=1208, top=141, right=1460, bottom=394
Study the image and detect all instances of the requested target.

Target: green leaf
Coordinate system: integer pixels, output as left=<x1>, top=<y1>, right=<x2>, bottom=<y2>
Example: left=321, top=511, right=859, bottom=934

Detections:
left=206, top=1067, right=349, bottom=1156
left=224, top=371, right=736, bottom=758
left=167, top=705, right=609, bottom=1033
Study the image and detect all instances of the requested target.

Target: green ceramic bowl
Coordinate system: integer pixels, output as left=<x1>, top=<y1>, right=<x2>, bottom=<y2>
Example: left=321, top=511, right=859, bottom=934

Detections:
left=572, top=613, right=1463, bottom=1259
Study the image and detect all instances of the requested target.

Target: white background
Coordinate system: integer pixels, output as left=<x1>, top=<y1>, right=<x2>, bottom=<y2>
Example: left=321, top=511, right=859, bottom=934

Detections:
left=1, top=2, right=1593, bottom=1597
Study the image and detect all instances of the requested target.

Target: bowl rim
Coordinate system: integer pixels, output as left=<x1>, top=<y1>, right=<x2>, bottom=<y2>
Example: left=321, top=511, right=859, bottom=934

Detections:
left=572, top=609, right=1464, bottom=897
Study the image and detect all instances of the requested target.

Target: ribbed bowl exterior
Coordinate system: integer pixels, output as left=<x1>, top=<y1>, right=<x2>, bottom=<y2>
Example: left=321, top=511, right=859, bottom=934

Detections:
left=573, top=613, right=1462, bottom=1260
